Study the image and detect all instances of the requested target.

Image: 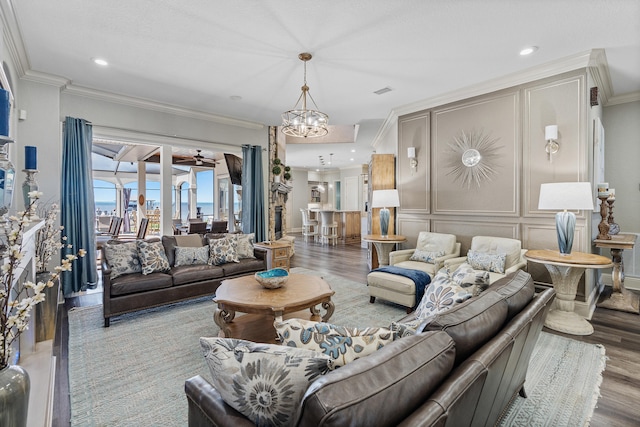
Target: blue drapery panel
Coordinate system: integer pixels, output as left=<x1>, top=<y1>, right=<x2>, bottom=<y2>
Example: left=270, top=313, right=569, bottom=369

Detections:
left=122, top=188, right=132, bottom=233
left=61, top=117, right=98, bottom=296
left=241, top=145, right=265, bottom=242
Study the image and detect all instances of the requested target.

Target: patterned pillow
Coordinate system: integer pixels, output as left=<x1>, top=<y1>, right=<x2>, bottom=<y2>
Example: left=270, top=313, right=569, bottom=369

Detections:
left=275, top=318, right=393, bottom=367
left=208, top=237, right=239, bottom=265
left=415, top=269, right=473, bottom=321
left=104, top=241, right=141, bottom=279
left=467, top=250, right=507, bottom=274
left=409, top=249, right=445, bottom=263
left=174, top=246, right=209, bottom=266
left=389, top=319, right=422, bottom=340
left=200, top=337, right=333, bottom=426
left=450, top=262, right=490, bottom=296
left=136, top=240, right=171, bottom=275
left=227, top=233, right=256, bottom=259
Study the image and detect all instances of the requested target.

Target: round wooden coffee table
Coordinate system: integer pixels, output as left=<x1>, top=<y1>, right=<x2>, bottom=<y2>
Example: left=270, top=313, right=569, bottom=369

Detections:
left=213, top=273, right=335, bottom=338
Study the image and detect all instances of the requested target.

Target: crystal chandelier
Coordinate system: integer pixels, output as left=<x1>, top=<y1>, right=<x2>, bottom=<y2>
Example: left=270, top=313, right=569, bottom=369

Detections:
left=282, top=53, right=329, bottom=138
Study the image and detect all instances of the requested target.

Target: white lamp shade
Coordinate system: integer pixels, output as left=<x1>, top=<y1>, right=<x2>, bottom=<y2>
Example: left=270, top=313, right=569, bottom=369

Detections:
left=538, top=182, right=595, bottom=211
left=371, top=189, right=400, bottom=208
left=545, top=125, right=558, bottom=140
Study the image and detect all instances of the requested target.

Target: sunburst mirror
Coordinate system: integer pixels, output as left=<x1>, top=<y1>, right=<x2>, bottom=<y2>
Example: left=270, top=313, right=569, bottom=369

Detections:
left=446, top=129, right=502, bottom=189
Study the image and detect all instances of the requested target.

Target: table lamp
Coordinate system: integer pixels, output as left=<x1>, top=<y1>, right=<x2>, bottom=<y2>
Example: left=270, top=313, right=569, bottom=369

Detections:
left=538, top=182, right=595, bottom=255
left=371, top=189, right=400, bottom=237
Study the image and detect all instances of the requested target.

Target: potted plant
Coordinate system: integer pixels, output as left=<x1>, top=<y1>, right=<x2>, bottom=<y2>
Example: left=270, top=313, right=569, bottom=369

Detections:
left=283, top=165, right=292, bottom=182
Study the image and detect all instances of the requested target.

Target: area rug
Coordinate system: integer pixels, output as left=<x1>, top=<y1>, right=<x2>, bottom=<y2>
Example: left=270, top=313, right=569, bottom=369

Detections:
left=68, top=268, right=606, bottom=426
left=498, top=332, right=606, bottom=427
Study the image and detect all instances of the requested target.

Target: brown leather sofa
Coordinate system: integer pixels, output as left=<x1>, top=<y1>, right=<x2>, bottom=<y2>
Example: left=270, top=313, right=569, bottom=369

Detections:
left=184, top=270, right=555, bottom=427
left=102, top=234, right=267, bottom=327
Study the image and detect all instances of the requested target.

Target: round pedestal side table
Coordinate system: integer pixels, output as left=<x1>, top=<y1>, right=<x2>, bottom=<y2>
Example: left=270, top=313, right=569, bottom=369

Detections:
left=525, top=249, right=612, bottom=336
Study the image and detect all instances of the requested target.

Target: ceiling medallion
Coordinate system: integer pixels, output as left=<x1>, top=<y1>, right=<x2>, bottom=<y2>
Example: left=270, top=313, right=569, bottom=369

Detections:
left=282, top=53, right=329, bottom=138
left=446, top=129, right=502, bottom=189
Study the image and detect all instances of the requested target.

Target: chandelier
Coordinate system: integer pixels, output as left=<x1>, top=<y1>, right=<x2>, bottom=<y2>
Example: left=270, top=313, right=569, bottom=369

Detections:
left=282, top=52, right=329, bottom=138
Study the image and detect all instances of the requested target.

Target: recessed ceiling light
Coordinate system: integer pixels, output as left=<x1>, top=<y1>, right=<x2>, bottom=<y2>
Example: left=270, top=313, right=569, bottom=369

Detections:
left=350, top=158, right=354, bottom=161
left=92, top=58, right=108, bottom=66
left=519, top=46, right=538, bottom=56
left=350, top=149, right=356, bottom=153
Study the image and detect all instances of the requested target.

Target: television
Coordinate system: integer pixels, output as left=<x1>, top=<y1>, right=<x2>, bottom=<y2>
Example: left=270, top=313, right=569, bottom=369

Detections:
left=224, top=153, right=242, bottom=185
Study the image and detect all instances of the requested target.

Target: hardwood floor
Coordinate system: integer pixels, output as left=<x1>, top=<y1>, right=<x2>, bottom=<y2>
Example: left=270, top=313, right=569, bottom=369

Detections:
left=52, top=235, right=640, bottom=426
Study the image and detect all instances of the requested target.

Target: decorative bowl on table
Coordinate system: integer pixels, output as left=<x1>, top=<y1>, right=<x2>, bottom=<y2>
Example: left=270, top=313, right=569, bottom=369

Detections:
left=255, top=268, right=289, bottom=289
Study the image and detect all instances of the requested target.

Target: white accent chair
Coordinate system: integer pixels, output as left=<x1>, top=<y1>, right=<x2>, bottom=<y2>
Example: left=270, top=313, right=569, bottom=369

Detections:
left=367, top=232, right=461, bottom=312
left=444, top=236, right=528, bottom=283
left=319, top=210, right=338, bottom=246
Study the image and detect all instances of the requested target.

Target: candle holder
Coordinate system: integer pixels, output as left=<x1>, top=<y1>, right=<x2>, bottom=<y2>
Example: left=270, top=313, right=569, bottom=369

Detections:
left=607, top=198, right=620, bottom=235
left=596, top=195, right=611, bottom=240
left=22, top=169, right=39, bottom=221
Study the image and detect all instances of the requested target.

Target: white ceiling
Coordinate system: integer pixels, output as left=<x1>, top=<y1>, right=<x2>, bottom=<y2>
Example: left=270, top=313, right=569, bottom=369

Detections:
left=8, top=0, right=640, bottom=169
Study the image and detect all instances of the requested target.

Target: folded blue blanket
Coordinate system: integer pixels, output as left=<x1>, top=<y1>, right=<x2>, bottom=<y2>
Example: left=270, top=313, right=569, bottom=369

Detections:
left=371, top=266, right=431, bottom=307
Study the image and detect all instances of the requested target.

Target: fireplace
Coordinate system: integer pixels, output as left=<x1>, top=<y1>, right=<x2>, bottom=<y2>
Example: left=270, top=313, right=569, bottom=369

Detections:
left=274, top=206, right=283, bottom=240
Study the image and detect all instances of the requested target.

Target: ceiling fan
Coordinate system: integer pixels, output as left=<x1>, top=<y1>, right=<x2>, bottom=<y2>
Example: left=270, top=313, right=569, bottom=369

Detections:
left=175, top=149, right=219, bottom=167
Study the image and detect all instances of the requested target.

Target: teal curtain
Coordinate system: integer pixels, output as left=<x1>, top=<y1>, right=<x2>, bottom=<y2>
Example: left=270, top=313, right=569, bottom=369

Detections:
left=241, top=145, right=266, bottom=242
left=61, top=117, right=97, bottom=295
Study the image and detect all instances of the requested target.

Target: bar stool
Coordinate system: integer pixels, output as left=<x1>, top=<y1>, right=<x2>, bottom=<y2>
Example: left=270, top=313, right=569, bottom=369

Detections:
left=300, top=208, right=318, bottom=243
left=319, top=210, right=338, bottom=246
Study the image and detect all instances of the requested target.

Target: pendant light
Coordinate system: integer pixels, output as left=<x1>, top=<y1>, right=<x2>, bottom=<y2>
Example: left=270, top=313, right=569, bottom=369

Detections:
left=282, top=53, right=329, bottom=138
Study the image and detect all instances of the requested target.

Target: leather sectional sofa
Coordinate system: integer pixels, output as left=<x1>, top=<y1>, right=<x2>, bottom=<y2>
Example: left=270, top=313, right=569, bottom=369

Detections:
left=184, top=270, right=555, bottom=426
left=101, top=234, right=267, bottom=327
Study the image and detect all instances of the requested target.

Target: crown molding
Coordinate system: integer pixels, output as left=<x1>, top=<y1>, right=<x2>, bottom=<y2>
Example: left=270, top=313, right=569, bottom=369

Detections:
left=606, top=91, right=640, bottom=106
left=587, top=48, right=613, bottom=106
left=63, top=84, right=264, bottom=130
left=0, top=0, right=29, bottom=76
left=21, top=69, right=68, bottom=87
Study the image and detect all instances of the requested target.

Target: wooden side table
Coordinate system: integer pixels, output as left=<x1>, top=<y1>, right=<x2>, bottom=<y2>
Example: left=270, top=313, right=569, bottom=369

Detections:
left=594, top=233, right=639, bottom=314
left=254, top=241, right=291, bottom=271
left=362, top=234, right=406, bottom=267
left=525, top=249, right=612, bottom=335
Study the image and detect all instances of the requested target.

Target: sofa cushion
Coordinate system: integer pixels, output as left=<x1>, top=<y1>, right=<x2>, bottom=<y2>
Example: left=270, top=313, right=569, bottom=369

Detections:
left=422, top=290, right=508, bottom=365
left=221, top=258, right=266, bottom=277
left=470, top=236, right=521, bottom=270
left=136, top=240, right=171, bottom=275
left=450, top=262, right=490, bottom=296
left=200, top=337, right=333, bottom=427
left=110, top=271, right=173, bottom=296
left=228, top=233, right=256, bottom=259
left=171, top=264, right=225, bottom=286
left=104, top=241, right=141, bottom=279
left=415, top=269, right=473, bottom=321
left=275, top=319, right=393, bottom=367
left=208, top=237, right=239, bottom=265
left=467, top=249, right=506, bottom=274
left=416, top=232, right=457, bottom=255
left=487, top=270, right=535, bottom=321
left=298, top=331, right=455, bottom=427
left=162, top=235, right=203, bottom=266
left=409, top=249, right=445, bottom=263
left=174, top=246, right=210, bottom=266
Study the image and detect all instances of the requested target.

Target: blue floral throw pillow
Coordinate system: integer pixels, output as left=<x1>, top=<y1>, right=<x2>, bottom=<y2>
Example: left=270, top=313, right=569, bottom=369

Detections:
left=200, top=337, right=333, bottom=426
left=208, top=237, right=239, bottom=265
left=467, top=250, right=507, bottom=274
left=174, top=246, right=209, bottom=266
left=415, top=269, right=473, bottom=321
left=136, top=240, right=171, bottom=275
left=104, top=241, right=141, bottom=279
left=275, top=318, right=393, bottom=366
left=409, top=249, right=445, bottom=263
left=449, top=262, right=491, bottom=296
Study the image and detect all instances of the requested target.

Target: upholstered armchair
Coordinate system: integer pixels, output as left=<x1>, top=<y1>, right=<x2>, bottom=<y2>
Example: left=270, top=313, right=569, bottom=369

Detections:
left=444, top=236, right=527, bottom=283
left=367, top=232, right=461, bottom=312
left=388, top=232, right=462, bottom=276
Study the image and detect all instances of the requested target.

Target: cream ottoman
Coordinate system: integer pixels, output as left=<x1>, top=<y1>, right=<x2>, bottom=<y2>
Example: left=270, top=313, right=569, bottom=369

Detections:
left=367, top=270, right=420, bottom=313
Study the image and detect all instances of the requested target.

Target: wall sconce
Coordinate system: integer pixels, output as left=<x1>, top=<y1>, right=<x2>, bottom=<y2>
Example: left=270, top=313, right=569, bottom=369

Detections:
left=407, top=147, right=418, bottom=174
left=545, top=125, right=559, bottom=162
